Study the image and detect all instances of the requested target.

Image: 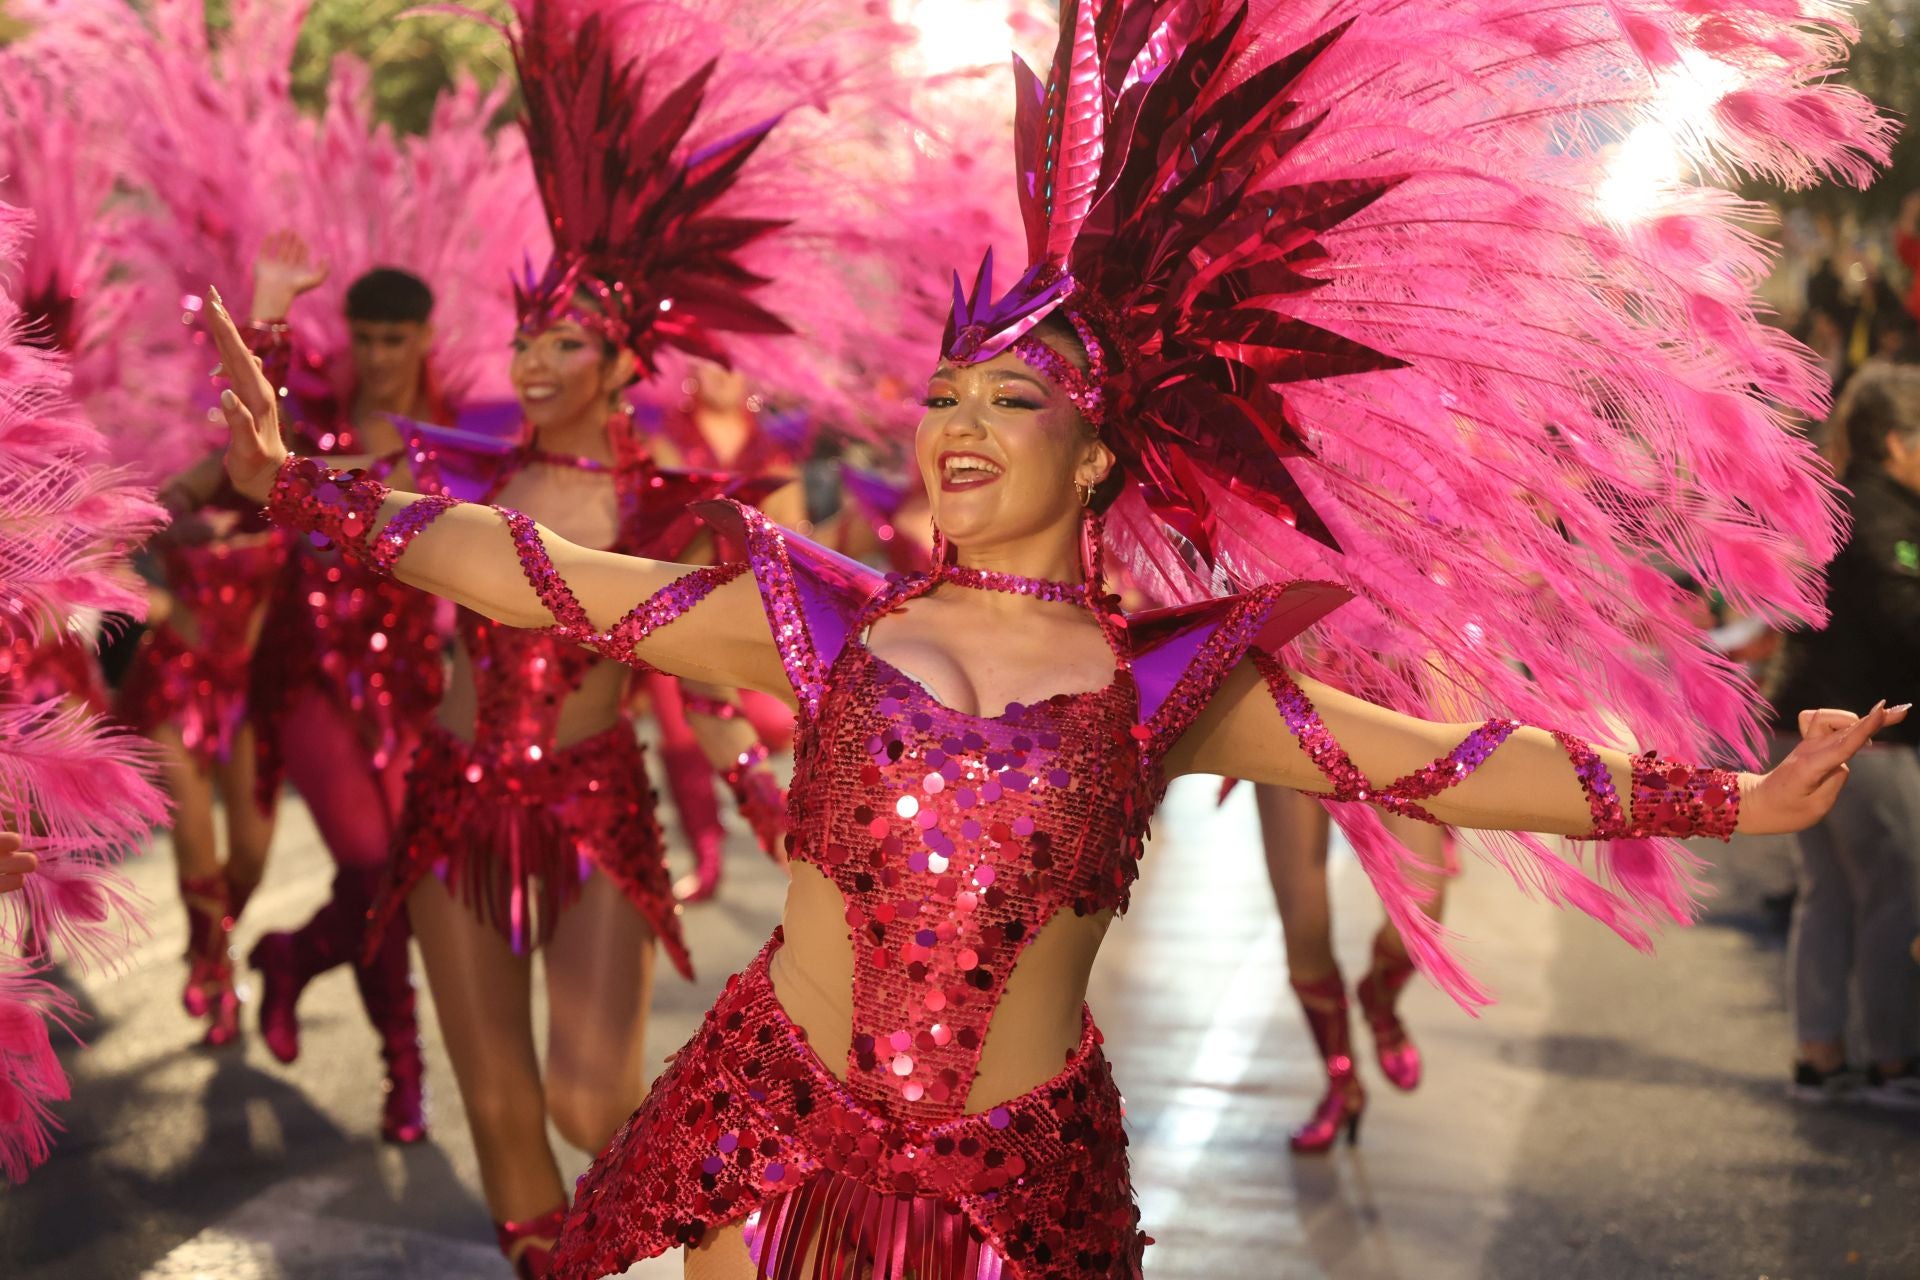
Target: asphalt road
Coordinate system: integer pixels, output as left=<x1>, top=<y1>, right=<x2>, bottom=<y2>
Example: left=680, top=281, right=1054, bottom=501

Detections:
left=3, top=779, right=1916, bottom=1279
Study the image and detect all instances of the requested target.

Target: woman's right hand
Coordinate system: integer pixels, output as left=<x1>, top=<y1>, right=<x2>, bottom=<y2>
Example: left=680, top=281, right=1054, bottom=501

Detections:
left=207, top=288, right=289, bottom=503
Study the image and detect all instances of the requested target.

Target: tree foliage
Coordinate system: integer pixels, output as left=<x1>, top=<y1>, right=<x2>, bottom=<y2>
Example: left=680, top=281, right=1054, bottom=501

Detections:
left=287, top=0, right=517, bottom=134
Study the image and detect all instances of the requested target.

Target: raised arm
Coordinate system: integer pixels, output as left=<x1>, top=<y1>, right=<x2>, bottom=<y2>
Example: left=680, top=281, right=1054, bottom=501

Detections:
left=208, top=289, right=789, bottom=699
left=1173, top=652, right=1905, bottom=839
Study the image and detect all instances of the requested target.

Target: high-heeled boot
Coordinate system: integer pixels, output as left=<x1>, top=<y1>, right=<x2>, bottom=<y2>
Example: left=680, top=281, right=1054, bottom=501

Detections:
left=1355, top=935, right=1423, bottom=1091
left=723, top=748, right=788, bottom=866
left=180, top=873, right=241, bottom=1046
left=496, top=1205, right=568, bottom=1279
left=354, top=921, right=428, bottom=1144
left=250, top=864, right=379, bottom=1064
left=659, top=717, right=727, bottom=904
left=1289, top=971, right=1365, bottom=1153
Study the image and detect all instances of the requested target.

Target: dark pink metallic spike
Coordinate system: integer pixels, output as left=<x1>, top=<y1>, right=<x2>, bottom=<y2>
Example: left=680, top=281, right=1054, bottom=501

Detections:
left=1043, top=0, right=1110, bottom=262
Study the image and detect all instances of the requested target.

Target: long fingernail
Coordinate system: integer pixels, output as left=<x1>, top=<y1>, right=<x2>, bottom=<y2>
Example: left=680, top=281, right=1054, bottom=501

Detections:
left=1893, top=704, right=1913, bottom=714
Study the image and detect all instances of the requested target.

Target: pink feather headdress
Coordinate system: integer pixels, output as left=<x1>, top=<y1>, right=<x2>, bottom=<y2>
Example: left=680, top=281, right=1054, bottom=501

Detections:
left=940, top=0, right=1891, bottom=1007
left=503, top=0, right=796, bottom=372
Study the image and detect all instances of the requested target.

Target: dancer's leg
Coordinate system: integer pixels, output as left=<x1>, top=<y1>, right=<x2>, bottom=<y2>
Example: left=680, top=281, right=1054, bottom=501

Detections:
left=1256, top=784, right=1335, bottom=980
left=213, top=720, right=275, bottom=916
left=542, top=871, right=658, bottom=1155
left=152, top=724, right=238, bottom=1040
left=406, top=875, right=563, bottom=1220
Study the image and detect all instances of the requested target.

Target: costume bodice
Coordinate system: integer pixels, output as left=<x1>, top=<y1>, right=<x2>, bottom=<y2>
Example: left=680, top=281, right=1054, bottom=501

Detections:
left=157, top=537, right=287, bottom=655
left=453, top=609, right=605, bottom=765
left=790, top=627, right=1152, bottom=1119
left=665, top=503, right=1348, bottom=1126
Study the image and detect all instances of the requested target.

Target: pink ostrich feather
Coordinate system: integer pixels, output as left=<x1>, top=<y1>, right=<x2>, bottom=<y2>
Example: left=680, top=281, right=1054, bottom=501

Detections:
left=0, top=193, right=165, bottom=1182
left=951, top=0, right=1889, bottom=1010
left=0, top=963, right=77, bottom=1185
left=0, top=4, right=225, bottom=481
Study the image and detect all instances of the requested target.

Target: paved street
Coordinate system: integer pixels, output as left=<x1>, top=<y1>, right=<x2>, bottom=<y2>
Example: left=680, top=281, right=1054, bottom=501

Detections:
left=4, top=776, right=1917, bottom=1279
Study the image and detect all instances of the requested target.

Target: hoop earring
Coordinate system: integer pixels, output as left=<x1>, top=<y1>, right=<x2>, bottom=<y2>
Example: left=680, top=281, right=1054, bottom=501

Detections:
left=1075, top=478, right=1094, bottom=508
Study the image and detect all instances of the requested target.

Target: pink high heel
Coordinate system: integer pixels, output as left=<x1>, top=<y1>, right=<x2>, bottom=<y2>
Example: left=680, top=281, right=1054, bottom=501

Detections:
left=181, top=874, right=240, bottom=1046
left=496, top=1204, right=568, bottom=1279
left=1356, top=937, right=1423, bottom=1092
left=1290, top=972, right=1366, bottom=1153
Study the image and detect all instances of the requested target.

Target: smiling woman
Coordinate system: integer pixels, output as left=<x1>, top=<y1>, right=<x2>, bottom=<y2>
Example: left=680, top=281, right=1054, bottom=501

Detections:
left=202, top=0, right=1900, bottom=1277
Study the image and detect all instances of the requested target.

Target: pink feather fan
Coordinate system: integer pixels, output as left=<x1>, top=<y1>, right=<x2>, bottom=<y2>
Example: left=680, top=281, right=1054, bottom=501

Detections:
left=944, top=0, right=1890, bottom=1008
left=0, top=195, right=167, bottom=1183
left=0, top=12, right=198, bottom=481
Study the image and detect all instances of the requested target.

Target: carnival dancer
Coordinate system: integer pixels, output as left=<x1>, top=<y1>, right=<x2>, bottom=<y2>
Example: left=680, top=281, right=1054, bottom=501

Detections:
left=234, top=238, right=445, bottom=1145
left=118, top=503, right=285, bottom=1047
left=642, top=364, right=800, bottom=903
left=229, top=2, right=924, bottom=1271
left=210, top=0, right=1896, bottom=1273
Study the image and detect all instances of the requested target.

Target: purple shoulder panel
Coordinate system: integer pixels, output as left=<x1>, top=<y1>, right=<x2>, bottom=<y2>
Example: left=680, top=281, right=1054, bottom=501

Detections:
left=395, top=416, right=522, bottom=503
left=1128, top=581, right=1349, bottom=758
left=693, top=500, right=885, bottom=717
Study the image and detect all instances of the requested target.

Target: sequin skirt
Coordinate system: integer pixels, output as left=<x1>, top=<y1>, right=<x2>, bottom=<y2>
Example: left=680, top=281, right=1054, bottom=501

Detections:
left=554, top=934, right=1146, bottom=1280
left=118, top=626, right=253, bottom=769
left=371, top=722, right=691, bottom=976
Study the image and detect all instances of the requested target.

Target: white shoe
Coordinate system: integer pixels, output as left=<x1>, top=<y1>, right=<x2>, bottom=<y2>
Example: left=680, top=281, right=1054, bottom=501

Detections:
left=1860, top=1067, right=1920, bottom=1111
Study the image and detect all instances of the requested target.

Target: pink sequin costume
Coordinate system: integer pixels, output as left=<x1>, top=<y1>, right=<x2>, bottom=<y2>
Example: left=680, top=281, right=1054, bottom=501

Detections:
left=118, top=532, right=287, bottom=771
left=363, top=413, right=782, bottom=970
left=258, top=462, right=1744, bottom=1277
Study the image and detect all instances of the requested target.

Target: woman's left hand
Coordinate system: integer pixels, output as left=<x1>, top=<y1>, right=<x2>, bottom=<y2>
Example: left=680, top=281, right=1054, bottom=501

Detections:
left=1737, top=702, right=1910, bottom=834
left=0, top=831, right=36, bottom=896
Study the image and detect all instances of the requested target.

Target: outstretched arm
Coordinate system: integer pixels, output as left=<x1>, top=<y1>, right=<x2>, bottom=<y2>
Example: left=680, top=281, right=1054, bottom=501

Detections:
left=1173, top=654, right=1904, bottom=838
left=208, top=289, right=789, bottom=698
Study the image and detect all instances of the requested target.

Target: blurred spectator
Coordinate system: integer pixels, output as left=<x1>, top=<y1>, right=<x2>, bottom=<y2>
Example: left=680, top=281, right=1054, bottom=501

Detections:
left=1770, top=363, right=1920, bottom=1109
left=1895, top=193, right=1919, bottom=326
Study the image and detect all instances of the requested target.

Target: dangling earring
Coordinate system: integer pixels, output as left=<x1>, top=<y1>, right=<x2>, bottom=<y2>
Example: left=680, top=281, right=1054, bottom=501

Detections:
left=1079, top=505, right=1105, bottom=597
left=930, top=517, right=951, bottom=575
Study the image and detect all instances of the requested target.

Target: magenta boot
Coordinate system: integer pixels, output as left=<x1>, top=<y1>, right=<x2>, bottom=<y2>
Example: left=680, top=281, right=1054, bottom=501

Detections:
left=1355, top=936, right=1423, bottom=1091
left=249, top=864, right=380, bottom=1064
left=354, top=921, right=428, bottom=1145
left=1289, top=971, right=1365, bottom=1153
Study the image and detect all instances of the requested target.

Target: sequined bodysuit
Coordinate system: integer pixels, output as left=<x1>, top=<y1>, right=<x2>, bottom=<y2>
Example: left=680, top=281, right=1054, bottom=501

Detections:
left=120, top=533, right=288, bottom=767
left=370, top=416, right=763, bottom=962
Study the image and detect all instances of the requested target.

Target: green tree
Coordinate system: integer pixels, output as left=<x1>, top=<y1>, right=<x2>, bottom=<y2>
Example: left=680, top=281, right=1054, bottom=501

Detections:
left=289, top=0, right=517, bottom=135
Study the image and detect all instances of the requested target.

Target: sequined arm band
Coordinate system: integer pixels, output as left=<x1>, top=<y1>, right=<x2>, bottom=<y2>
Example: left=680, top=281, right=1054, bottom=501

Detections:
left=494, top=506, right=748, bottom=664
left=1253, top=652, right=1740, bottom=840
left=1553, top=733, right=1740, bottom=841
left=266, top=455, right=457, bottom=572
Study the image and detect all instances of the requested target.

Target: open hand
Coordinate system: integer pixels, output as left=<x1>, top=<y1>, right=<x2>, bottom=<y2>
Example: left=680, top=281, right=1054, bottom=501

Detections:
left=1738, top=701, right=1911, bottom=834
left=251, top=229, right=330, bottom=319
left=0, top=831, right=36, bottom=896
left=206, top=288, right=288, bottom=502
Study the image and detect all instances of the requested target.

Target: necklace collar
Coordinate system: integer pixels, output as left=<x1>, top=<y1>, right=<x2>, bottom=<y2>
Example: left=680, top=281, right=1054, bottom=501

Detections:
left=937, top=561, right=1089, bottom=604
